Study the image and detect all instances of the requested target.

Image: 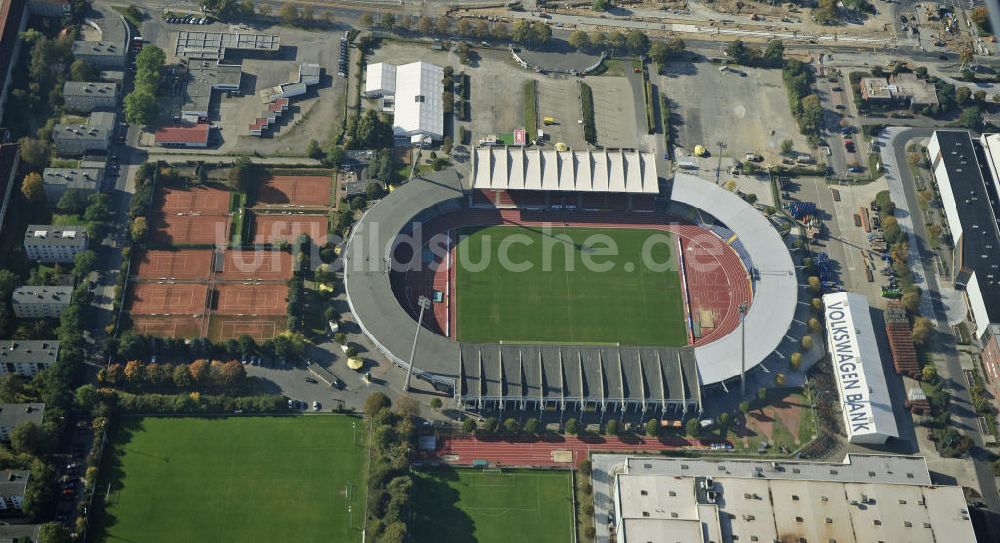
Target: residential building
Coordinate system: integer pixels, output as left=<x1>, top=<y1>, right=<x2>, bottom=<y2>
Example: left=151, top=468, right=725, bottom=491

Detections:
left=822, top=291, right=899, bottom=444
left=52, top=111, right=114, bottom=156
left=41, top=167, right=102, bottom=200
left=71, top=40, right=125, bottom=69
left=23, top=225, right=88, bottom=263
left=27, top=0, right=69, bottom=17
left=154, top=124, right=210, bottom=148
left=364, top=61, right=444, bottom=143
left=12, top=286, right=73, bottom=318
left=62, top=81, right=118, bottom=113
left=0, top=403, right=44, bottom=441
left=99, top=69, right=125, bottom=85
left=605, top=454, right=976, bottom=543
left=0, top=0, right=28, bottom=123
left=0, top=340, right=58, bottom=376
left=0, top=143, right=19, bottom=253
left=0, top=470, right=30, bottom=511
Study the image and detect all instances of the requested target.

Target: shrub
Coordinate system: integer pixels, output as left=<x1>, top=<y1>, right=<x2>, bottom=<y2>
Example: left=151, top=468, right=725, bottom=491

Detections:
left=580, top=83, right=596, bottom=144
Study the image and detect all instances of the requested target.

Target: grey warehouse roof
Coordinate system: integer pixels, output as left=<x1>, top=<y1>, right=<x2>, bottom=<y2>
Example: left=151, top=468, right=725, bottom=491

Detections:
left=175, top=31, right=279, bottom=59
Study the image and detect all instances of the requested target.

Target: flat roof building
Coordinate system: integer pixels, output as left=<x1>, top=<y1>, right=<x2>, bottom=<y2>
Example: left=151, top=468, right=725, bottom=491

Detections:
left=822, top=291, right=899, bottom=444
left=71, top=40, right=125, bottom=69
left=0, top=340, right=58, bottom=377
left=12, top=285, right=73, bottom=319
left=0, top=469, right=30, bottom=511
left=62, top=81, right=118, bottom=113
left=364, top=62, right=396, bottom=98
left=182, top=59, right=242, bottom=118
left=0, top=403, right=44, bottom=441
left=42, top=167, right=102, bottom=200
left=890, top=73, right=939, bottom=106
left=0, top=144, right=19, bottom=251
left=23, top=224, right=88, bottom=263
left=174, top=30, right=279, bottom=60
left=52, top=111, right=114, bottom=156
left=605, top=454, right=975, bottom=543
left=154, top=124, right=210, bottom=148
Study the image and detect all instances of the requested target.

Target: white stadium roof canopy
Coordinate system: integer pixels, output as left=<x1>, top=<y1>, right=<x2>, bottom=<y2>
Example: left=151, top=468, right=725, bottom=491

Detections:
left=472, top=147, right=659, bottom=194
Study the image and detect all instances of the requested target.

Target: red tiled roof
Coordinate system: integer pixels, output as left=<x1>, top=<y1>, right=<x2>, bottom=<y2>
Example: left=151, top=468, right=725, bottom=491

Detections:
left=154, top=124, right=210, bottom=144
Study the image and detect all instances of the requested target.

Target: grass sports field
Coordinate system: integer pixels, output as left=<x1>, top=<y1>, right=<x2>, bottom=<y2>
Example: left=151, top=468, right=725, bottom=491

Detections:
left=412, top=468, right=574, bottom=543
left=455, top=225, right=688, bottom=346
left=97, top=416, right=366, bottom=543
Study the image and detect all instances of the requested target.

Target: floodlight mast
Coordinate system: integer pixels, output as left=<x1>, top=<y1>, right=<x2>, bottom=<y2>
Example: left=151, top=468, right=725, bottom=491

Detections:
left=739, top=302, right=749, bottom=398
left=404, top=295, right=432, bottom=392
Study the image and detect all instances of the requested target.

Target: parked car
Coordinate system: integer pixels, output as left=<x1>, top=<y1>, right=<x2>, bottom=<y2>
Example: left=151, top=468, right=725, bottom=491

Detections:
left=304, top=377, right=318, bottom=384
left=312, top=401, right=321, bottom=411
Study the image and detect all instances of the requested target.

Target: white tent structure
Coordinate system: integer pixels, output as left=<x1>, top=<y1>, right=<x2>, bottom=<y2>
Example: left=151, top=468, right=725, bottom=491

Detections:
left=363, top=62, right=396, bottom=98
left=363, top=61, right=444, bottom=143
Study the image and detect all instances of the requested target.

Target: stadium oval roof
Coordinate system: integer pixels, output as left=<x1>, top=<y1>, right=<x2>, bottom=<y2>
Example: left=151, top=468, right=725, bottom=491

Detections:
left=671, top=173, right=797, bottom=386
left=472, top=147, right=659, bottom=194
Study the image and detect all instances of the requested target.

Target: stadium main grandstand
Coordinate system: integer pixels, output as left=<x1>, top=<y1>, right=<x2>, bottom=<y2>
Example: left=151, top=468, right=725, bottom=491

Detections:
left=343, top=148, right=797, bottom=414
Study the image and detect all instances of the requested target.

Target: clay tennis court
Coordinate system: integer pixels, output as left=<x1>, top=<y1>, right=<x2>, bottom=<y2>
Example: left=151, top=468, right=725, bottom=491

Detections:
left=158, top=186, right=231, bottom=214
left=129, top=283, right=209, bottom=315
left=252, top=214, right=328, bottom=245
left=206, top=314, right=287, bottom=342
left=256, top=174, right=332, bottom=207
left=152, top=214, right=230, bottom=245
left=218, top=249, right=293, bottom=282
left=135, top=249, right=214, bottom=280
left=131, top=315, right=204, bottom=339
left=215, top=284, right=288, bottom=315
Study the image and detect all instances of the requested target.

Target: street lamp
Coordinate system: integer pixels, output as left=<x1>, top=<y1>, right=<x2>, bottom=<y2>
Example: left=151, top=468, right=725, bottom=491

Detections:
left=404, top=295, right=431, bottom=391
left=739, top=302, right=749, bottom=398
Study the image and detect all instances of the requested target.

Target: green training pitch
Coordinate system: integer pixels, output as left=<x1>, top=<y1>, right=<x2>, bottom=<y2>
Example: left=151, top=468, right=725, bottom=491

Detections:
left=412, top=468, right=575, bottom=543
left=97, top=416, right=366, bottom=543
left=455, top=225, right=688, bottom=346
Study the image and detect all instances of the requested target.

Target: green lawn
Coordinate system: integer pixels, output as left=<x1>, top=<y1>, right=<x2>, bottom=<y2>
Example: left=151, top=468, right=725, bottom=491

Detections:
left=97, top=416, right=367, bottom=543
left=412, top=468, right=575, bottom=543
left=455, top=225, right=688, bottom=346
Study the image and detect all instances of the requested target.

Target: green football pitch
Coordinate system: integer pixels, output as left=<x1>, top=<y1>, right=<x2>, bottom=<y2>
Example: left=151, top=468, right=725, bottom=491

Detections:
left=97, top=416, right=366, bottom=543
left=454, top=225, right=688, bottom=346
left=412, top=468, right=575, bottom=543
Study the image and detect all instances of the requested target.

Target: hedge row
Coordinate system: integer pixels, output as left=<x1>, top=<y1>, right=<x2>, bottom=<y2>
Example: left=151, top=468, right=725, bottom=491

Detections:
left=580, top=82, right=596, bottom=144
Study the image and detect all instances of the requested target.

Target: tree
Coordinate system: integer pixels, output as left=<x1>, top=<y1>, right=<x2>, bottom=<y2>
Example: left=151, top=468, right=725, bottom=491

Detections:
left=462, top=417, right=478, bottom=433
left=757, top=386, right=767, bottom=402
left=73, top=250, right=97, bottom=281
left=434, top=16, right=450, bottom=35
left=483, top=416, right=499, bottom=433
left=503, top=418, right=520, bottom=434
left=912, top=316, right=934, bottom=346
left=568, top=30, right=589, bottom=51
left=130, top=216, right=148, bottom=242
left=20, top=172, right=44, bottom=203
left=456, top=18, right=472, bottom=36
left=645, top=417, right=660, bottom=437
left=417, top=15, right=432, bottom=33
left=956, top=86, right=972, bottom=106
left=921, top=363, right=938, bottom=382
left=395, top=394, right=421, bottom=418
left=189, top=359, right=210, bottom=383
left=807, top=276, right=821, bottom=293
left=626, top=29, right=650, bottom=55
left=524, top=417, right=539, bottom=434
left=800, top=335, right=814, bottom=350
left=593, top=0, right=609, bottom=10
left=11, top=421, right=48, bottom=455
left=56, top=189, right=89, bottom=215
left=814, top=0, right=838, bottom=25
left=972, top=6, right=990, bottom=31
left=780, top=139, right=794, bottom=155
left=429, top=397, right=443, bottom=409
left=301, top=5, right=313, bottom=23
left=38, top=522, right=71, bottom=543
left=605, top=419, right=619, bottom=435
left=258, top=2, right=271, bottom=15
left=774, top=372, right=786, bottom=386
left=717, top=411, right=731, bottom=431
left=607, top=31, right=626, bottom=54
left=564, top=418, right=580, bottom=435
left=380, top=12, right=396, bottom=30
left=807, top=317, right=821, bottom=333
left=649, top=41, right=671, bottom=65
left=725, top=40, right=751, bottom=65
left=280, top=2, right=298, bottom=25
left=790, top=351, right=803, bottom=370
left=763, top=40, right=784, bottom=67
left=124, top=88, right=157, bottom=124
left=901, top=290, right=921, bottom=313
left=17, top=138, right=48, bottom=167
left=975, top=90, right=987, bottom=103
left=359, top=13, right=373, bottom=27
left=739, top=401, right=751, bottom=416
left=70, top=59, right=95, bottom=81
left=958, top=106, right=983, bottom=129
left=365, top=392, right=392, bottom=415
left=685, top=417, right=700, bottom=438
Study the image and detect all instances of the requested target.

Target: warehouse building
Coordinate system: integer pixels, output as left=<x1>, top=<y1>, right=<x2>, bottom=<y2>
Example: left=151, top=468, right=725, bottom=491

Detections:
left=71, top=41, right=125, bottom=69
left=822, top=291, right=899, bottom=445
left=42, top=167, right=102, bottom=200
left=62, top=81, right=118, bottom=113
left=603, top=454, right=976, bottom=543
left=12, top=286, right=73, bottom=318
left=154, top=124, right=210, bottom=148
left=52, top=111, right=114, bottom=156
left=0, top=340, right=58, bottom=376
left=364, top=61, right=444, bottom=144
left=174, top=30, right=279, bottom=60
left=23, top=225, right=88, bottom=263
left=181, top=59, right=242, bottom=120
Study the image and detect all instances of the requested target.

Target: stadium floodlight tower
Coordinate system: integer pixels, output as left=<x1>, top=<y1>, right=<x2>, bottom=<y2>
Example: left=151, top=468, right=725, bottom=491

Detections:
left=404, top=295, right=432, bottom=392
left=739, top=302, right=749, bottom=398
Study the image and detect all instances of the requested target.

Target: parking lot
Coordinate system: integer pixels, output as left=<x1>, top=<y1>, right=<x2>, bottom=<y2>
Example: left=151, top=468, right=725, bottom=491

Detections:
left=588, top=75, right=641, bottom=148
left=534, top=76, right=587, bottom=149
left=662, top=61, right=809, bottom=164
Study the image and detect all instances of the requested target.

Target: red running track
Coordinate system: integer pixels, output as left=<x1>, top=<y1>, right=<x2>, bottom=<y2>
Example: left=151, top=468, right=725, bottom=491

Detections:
left=396, top=208, right=751, bottom=346
left=431, top=434, right=697, bottom=468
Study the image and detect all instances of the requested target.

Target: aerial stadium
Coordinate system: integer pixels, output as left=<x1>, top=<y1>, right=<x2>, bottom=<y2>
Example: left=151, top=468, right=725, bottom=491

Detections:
left=343, top=147, right=797, bottom=416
